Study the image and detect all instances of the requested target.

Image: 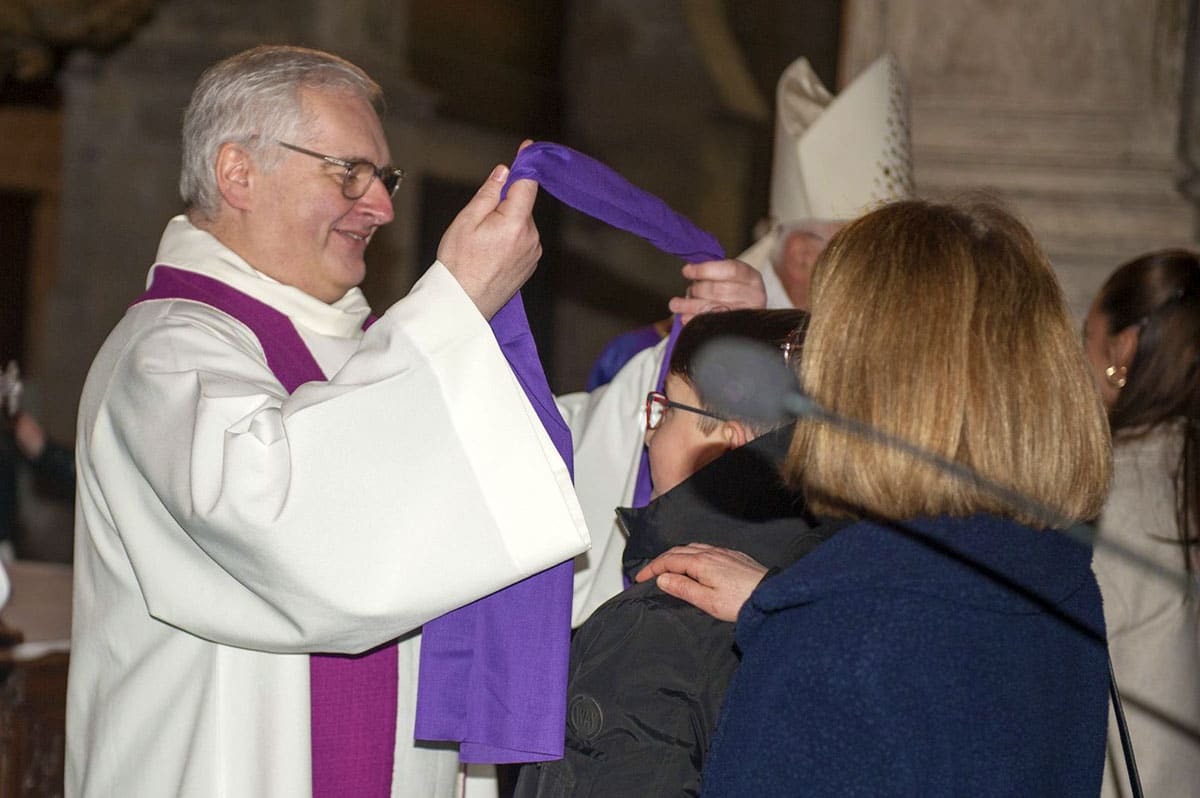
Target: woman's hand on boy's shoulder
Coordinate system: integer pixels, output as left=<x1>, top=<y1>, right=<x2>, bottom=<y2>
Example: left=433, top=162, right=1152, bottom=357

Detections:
left=634, top=542, right=768, bottom=622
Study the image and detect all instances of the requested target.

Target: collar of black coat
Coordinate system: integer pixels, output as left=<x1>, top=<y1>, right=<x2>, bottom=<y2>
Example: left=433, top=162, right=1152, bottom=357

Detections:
left=618, top=423, right=836, bottom=581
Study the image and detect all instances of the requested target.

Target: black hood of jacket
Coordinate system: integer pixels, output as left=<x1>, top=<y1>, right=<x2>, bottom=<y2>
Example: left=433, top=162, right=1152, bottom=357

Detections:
left=618, top=423, right=827, bottom=581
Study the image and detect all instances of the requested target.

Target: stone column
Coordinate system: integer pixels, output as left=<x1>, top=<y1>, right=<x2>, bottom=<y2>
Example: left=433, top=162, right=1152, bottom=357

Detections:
left=841, top=0, right=1196, bottom=316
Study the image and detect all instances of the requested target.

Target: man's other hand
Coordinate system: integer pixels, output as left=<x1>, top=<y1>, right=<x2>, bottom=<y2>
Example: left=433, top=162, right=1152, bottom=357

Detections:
left=668, top=259, right=766, bottom=323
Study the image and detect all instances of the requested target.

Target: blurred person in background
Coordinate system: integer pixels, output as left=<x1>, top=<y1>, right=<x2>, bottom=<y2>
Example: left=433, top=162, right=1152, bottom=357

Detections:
left=0, top=362, right=74, bottom=562
left=1083, top=249, right=1200, bottom=798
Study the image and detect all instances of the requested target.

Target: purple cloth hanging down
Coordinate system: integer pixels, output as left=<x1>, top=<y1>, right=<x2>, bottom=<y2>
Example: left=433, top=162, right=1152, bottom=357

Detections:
left=415, top=293, right=576, bottom=764
left=138, top=266, right=397, bottom=798
left=419, top=141, right=730, bottom=762
left=503, top=141, right=726, bottom=508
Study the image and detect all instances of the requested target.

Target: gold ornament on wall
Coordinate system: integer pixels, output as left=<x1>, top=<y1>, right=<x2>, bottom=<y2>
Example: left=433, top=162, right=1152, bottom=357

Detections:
left=0, top=0, right=161, bottom=82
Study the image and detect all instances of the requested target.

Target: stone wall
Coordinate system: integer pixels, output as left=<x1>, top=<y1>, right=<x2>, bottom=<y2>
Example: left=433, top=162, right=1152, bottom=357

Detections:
left=25, top=0, right=1192, bottom=448
left=842, top=0, right=1197, bottom=318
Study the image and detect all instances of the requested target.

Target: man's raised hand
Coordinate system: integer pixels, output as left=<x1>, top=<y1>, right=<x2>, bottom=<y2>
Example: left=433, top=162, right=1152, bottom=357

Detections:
left=437, top=150, right=541, bottom=319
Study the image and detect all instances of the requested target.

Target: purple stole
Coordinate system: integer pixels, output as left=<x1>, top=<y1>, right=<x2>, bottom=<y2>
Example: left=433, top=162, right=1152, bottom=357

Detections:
left=503, top=141, right=726, bottom=507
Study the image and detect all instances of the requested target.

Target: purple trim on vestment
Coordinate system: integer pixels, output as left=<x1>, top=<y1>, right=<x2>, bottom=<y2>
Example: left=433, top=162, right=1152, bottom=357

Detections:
left=138, top=266, right=397, bottom=797
left=632, top=315, right=685, bottom=508
left=503, top=142, right=725, bottom=509
left=142, top=266, right=578, bottom=772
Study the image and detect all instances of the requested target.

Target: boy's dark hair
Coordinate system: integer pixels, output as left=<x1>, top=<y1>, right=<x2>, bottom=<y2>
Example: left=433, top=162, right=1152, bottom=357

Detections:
left=668, top=308, right=809, bottom=435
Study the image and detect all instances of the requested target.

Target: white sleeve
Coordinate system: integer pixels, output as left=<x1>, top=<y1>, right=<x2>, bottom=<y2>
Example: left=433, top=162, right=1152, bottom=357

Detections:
left=557, top=339, right=667, bottom=626
left=79, top=263, right=589, bottom=654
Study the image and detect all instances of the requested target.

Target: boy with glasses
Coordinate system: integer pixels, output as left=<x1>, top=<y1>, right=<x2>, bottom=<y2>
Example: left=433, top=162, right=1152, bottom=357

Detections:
left=516, top=308, right=839, bottom=798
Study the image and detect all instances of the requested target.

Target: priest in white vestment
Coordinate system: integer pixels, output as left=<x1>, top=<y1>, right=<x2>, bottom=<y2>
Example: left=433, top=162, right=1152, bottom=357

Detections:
left=67, top=46, right=593, bottom=798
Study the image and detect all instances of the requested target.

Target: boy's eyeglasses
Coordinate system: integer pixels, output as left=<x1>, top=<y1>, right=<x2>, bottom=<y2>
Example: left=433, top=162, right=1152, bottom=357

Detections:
left=645, top=391, right=727, bottom=431
left=277, top=141, right=406, bottom=199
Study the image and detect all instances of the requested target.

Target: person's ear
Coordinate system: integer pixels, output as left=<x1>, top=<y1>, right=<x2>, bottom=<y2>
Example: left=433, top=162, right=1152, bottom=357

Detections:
left=721, top=420, right=750, bottom=450
left=215, top=142, right=255, bottom=211
left=1109, top=324, right=1139, bottom=372
left=781, top=232, right=810, bottom=280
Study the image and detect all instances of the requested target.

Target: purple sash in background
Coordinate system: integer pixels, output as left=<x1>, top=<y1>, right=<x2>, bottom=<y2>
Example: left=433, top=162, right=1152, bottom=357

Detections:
left=502, top=141, right=726, bottom=507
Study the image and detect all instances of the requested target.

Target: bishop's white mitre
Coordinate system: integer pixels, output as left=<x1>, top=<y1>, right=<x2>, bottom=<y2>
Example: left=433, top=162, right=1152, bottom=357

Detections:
left=739, top=53, right=915, bottom=303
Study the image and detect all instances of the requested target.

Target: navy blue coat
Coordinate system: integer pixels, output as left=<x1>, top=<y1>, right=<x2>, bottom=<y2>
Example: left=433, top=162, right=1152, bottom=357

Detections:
left=701, top=514, right=1108, bottom=797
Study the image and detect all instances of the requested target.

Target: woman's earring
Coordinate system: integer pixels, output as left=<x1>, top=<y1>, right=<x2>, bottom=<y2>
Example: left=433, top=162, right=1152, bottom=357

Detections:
left=1105, top=365, right=1127, bottom=388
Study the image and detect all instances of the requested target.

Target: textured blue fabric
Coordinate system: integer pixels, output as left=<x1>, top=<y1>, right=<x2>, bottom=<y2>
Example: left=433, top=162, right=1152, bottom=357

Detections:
left=702, top=515, right=1109, bottom=797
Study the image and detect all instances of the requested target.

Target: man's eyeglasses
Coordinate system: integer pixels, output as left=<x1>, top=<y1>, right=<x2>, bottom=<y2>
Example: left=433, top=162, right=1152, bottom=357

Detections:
left=277, top=141, right=406, bottom=199
left=645, top=391, right=727, bottom=431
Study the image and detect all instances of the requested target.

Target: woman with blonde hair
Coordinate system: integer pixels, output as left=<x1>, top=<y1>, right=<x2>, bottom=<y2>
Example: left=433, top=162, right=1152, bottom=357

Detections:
left=1083, top=249, right=1200, bottom=797
left=638, top=199, right=1113, bottom=796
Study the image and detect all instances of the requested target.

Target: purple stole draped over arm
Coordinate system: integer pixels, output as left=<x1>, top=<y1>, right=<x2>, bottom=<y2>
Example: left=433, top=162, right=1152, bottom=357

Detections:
left=501, top=141, right=726, bottom=507
left=138, top=268, right=576, bottom=788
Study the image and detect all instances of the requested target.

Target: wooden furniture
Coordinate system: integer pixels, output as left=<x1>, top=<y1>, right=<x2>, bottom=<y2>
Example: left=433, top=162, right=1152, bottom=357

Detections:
left=0, top=561, right=72, bottom=798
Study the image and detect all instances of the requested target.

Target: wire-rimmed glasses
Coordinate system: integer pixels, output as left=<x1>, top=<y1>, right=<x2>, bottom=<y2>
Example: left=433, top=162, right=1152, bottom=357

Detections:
left=645, top=391, right=727, bottom=431
left=277, top=141, right=406, bottom=199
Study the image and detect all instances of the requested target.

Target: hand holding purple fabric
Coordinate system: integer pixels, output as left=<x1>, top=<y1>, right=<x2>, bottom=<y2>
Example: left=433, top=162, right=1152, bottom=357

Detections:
left=437, top=155, right=542, bottom=320
left=504, top=142, right=723, bottom=263
left=501, top=140, right=736, bottom=510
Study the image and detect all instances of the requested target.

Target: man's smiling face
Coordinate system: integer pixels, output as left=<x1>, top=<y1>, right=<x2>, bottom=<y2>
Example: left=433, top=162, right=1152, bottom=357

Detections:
left=250, top=86, right=396, bottom=303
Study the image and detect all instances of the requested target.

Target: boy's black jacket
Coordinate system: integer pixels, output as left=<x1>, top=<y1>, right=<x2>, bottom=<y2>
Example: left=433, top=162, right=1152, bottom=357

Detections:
left=515, top=423, right=839, bottom=798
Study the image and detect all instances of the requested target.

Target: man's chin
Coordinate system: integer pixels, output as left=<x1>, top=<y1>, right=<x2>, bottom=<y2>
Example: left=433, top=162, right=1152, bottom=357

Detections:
left=331, top=258, right=367, bottom=294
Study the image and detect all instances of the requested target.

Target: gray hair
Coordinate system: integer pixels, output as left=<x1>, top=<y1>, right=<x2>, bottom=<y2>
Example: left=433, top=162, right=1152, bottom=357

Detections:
left=180, top=45, right=383, bottom=218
